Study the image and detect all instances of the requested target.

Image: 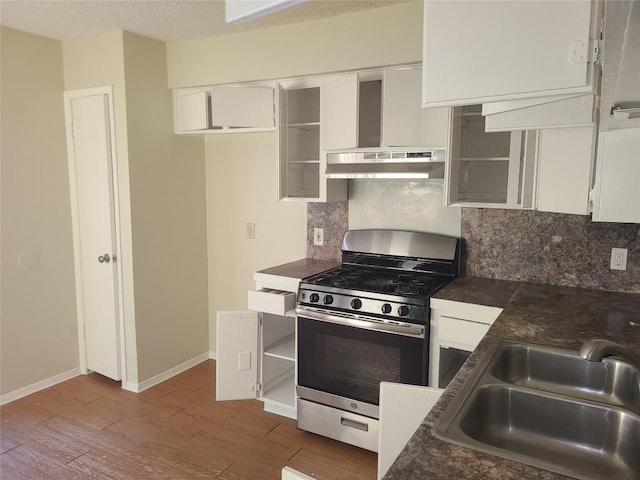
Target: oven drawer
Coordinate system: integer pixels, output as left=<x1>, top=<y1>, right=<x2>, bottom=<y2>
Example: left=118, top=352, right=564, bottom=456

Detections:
left=438, top=316, right=490, bottom=348
left=248, top=288, right=296, bottom=316
left=297, top=398, right=379, bottom=452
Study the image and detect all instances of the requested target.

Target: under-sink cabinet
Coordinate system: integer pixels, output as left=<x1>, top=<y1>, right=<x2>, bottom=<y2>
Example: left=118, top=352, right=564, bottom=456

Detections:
left=429, top=298, right=502, bottom=389
left=216, top=285, right=298, bottom=419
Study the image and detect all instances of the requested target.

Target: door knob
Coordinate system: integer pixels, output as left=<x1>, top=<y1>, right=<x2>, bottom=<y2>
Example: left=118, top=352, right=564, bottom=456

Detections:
left=98, top=254, right=111, bottom=263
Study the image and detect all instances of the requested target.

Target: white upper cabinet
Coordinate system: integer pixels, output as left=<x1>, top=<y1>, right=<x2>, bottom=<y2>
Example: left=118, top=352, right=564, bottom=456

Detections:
left=445, top=105, right=537, bottom=209
left=422, top=0, right=601, bottom=108
left=536, top=126, right=595, bottom=215
left=483, top=95, right=596, bottom=132
left=323, top=67, right=450, bottom=151
left=173, top=85, right=275, bottom=134
left=592, top=128, right=640, bottom=223
left=277, top=79, right=348, bottom=202
left=382, top=68, right=449, bottom=148
left=322, top=75, right=360, bottom=151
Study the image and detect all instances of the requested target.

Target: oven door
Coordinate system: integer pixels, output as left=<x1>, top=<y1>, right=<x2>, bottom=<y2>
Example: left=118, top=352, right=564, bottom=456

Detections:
left=296, top=308, right=428, bottom=419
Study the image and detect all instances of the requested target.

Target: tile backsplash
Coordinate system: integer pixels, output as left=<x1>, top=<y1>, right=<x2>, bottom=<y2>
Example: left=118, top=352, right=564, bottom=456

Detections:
left=307, top=201, right=348, bottom=262
left=462, top=209, right=639, bottom=294
left=307, top=200, right=639, bottom=294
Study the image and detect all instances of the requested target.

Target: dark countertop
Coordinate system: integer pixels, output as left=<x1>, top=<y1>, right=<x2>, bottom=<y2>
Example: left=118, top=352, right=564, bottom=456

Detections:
left=433, top=276, right=520, bottom=309
left=384, top=277, right=640, bottom=480
left=256, top=258, right=339, bottom=281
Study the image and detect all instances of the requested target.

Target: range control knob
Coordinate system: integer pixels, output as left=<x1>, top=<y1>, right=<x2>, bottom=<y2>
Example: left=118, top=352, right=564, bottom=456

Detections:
left=351, top=298, right=363, bottom=309
left=381, top=303, right=392, bottom=314
left=398, top=305, right=410, bottom=317
left=323, top=295, right=334, bottom=305
left=310, top=293, right=320, bottom=303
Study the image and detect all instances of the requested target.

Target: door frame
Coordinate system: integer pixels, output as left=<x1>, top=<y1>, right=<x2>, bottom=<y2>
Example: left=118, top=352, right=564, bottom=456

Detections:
left=63, top=85, right=127, bottom=386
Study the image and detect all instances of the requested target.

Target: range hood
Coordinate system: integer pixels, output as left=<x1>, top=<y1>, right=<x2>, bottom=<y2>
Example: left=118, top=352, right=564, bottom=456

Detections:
left=325, top=148, right=446, bottom=179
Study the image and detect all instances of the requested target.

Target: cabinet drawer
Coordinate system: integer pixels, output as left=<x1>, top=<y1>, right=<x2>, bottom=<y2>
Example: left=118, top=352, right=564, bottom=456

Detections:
left=298, top=398, right=379, bottom=452
left=248, top=289, right=295, bottom=316
left=438, top=316, right=489, bottom=349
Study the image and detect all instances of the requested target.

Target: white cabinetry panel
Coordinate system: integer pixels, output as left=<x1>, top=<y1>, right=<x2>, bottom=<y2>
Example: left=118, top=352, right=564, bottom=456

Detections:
left=377, top=383, right=443, bottom=480
left=322, top=75, right=359, bottom=151
left=592, top=128, right=640, bottom=223
left=536, top=126, right=595, bottom=215
left=484, top=95, right=595, bottom=132
left=216, top=311, right=258, bottom=401
left=422, top=0, right=598, bottom=107
left=382, top=68, right=449, bottom=148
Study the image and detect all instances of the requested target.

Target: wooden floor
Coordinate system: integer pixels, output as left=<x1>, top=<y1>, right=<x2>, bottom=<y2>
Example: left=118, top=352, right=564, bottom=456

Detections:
left=0, top=360, right=377, bottom=479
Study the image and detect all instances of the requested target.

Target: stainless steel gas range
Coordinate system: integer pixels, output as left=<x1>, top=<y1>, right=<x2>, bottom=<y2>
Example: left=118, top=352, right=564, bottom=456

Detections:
left=295, top=229, right=460, bottom=451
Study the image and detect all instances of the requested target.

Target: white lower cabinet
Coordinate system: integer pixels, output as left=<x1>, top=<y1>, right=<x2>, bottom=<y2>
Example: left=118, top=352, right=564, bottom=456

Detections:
left=429, top=299, right=502, bottom=389
left=216, top=310, right=297, bottom=419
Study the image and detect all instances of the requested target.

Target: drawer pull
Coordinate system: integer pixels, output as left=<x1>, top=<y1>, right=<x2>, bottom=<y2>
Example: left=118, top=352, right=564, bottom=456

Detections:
left=341, top=417, right=369, bottom=432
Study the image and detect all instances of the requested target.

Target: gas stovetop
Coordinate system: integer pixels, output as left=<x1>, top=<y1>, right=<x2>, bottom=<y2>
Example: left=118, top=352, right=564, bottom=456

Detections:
left=297, top=230, right=460, bottom=325
left=305, top=265, right=449, bottom=298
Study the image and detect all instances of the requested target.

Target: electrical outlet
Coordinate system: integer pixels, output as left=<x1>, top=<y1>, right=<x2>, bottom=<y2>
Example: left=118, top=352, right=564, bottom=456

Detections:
left=246, top=223, right=255, bottom=239
left=314, top=228, right=324, bottom=246
left=610, top=247, right=628, bottom=271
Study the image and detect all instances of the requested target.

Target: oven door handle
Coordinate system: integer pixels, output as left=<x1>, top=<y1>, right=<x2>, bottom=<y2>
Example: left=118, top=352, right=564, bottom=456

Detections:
left=295, top=307, right=425, bottom=338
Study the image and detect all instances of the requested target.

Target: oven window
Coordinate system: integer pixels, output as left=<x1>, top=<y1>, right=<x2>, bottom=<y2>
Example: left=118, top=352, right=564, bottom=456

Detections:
left=297, top=317, right=427, bottom=406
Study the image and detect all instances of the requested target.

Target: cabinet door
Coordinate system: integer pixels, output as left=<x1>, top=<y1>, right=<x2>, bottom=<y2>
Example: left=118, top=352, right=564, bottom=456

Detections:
left=422, top=0, right=598, bottom=108
left=277, top=84, right=288, bottom=200
left=210, top=86, right=274, bottom=128
left=592, top=128, right=640, bottom=223
left=382, top=68, right=450, bottom=148
left=536, top=127, right=595, bottom=215
left=216, top=311, right=259, bottom=401
left=175, top=90, right=210, bottom=132
left=484, top=95, right=595, bottom=132
left=322, top=75, right=359, bottom=151
left=377, top=383, right=443, bottom=480
left=445, top=106, right=533, bottom=208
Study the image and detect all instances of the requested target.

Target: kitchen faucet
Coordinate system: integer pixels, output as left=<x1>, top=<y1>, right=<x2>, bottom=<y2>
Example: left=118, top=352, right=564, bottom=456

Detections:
left=578, top=339, right=640, bottom=367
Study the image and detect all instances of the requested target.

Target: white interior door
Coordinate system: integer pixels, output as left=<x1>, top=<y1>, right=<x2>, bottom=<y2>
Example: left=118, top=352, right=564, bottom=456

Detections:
left=66, top=91, right=121, bottom=381
left=216, top=311, right=259, bottom=401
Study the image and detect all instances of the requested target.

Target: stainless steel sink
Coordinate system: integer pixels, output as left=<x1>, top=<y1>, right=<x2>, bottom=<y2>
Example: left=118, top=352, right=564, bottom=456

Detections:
left=491, top=343, right=640, bottom=405
left=434, top=340, right=640, bottom=480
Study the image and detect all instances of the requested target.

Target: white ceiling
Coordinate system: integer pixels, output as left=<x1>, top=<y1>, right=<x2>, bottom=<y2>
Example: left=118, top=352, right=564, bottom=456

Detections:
left=0, top=0, right=410, bottom=42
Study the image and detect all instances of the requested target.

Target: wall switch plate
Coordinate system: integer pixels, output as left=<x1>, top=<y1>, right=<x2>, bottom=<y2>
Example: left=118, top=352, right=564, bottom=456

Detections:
left=314, top=228, right=324, bottom=246
left=247, top=223, right=255, bottom=239
left=610, top=247, right=628, bottom=271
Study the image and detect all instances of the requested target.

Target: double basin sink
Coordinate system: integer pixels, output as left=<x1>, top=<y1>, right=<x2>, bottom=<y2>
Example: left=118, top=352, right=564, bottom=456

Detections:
left=434, top=340, right=640, bottom=480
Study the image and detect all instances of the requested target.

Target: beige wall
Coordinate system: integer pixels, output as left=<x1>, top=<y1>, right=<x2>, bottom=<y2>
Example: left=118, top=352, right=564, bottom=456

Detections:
left=167, top=1, right=425, bottom=354
left=205, top=132, right=307, bottom=350
left=166, top=1, right=423, bottom=88
left=0, top=27, right=78, bottom=396
left=122, top=32, right=208, bottom=381
left=62, top=30, right=140, bottom=384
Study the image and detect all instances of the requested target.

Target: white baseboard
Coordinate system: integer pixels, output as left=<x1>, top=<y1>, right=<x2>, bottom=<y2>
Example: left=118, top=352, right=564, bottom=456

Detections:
left=0, top=367, right=82, bottom=406
left=127, top=352, right=210, bottom=393
left=209, top=350, right=217, bottom=360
